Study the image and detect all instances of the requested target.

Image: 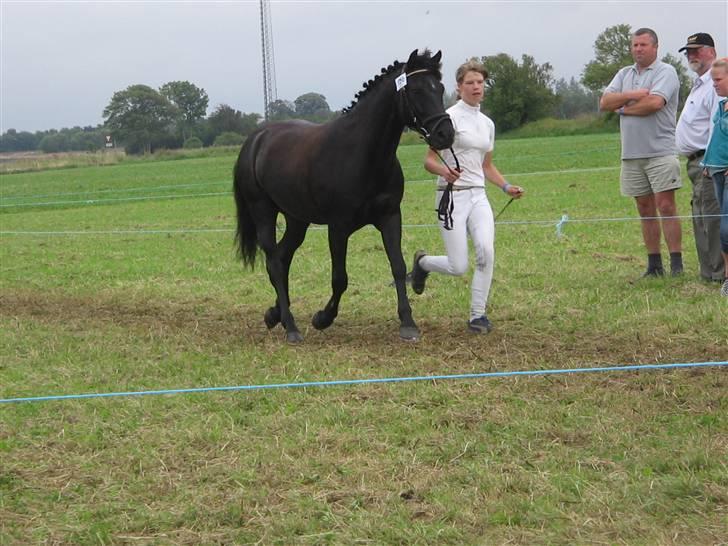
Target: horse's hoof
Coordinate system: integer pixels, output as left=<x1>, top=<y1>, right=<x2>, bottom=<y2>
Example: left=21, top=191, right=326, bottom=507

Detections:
left=264, top=307, right=281, bottom=329
left=399, top=326, right=421, bottom=342
left=311, top=310, right=333, bottom=330
left=286, top=331, right=304, bottom=344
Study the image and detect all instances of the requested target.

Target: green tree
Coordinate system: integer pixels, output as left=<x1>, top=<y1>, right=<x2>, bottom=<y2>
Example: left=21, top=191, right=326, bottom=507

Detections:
left=103, top=84, right=177, bottom=154
left=183, top=136, right=203, bottom=149
left=0, top=129, right=40, bottom=152
left=582, top=24, right=633, bottom=94
left=481, top=53, right=558, bottom=132
left=554, top=77, right=600, bottom=119
left=207, top=104, right=260, bottom=138
left=268, top=99, right=296, bottom=122
left=213, top=131, right=244, bottom=147
left=662, top=52, right=692, bottom=111
left=159, top=81, right=209, bottom=140
left=294, top=92, right=332, bottom=122
left=69, top=128, right=104, bottom=152
left=38, top=132, right=70, bottom=153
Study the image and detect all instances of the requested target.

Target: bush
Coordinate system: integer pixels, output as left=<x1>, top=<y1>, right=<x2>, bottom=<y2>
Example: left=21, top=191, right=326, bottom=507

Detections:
left=213, top=132, right=244, bottom=147
left=183, top=136, right=203, bottom=149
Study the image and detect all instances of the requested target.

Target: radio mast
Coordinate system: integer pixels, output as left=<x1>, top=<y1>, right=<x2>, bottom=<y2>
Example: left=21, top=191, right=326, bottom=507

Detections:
left=260, top=0, right=277, bottom=121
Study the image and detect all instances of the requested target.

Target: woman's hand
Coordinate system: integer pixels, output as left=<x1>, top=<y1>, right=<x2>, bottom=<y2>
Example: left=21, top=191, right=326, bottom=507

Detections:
left=506, top=184, right=525, bottom=199
left=441, top=166, right=461, bottom=184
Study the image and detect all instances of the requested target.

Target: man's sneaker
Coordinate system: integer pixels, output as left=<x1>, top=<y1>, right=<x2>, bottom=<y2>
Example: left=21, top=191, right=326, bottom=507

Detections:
left=641, top=267, right=665, bottom=278
left=410, top=250, right=429, bottom=295
left=468, top=315, right=493, bottom=334
left=721, top=279, right=728, bottom=297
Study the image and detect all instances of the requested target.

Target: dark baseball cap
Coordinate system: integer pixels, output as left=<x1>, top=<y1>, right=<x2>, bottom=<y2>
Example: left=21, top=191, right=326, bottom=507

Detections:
left=678, top=33, right=715, bottom=52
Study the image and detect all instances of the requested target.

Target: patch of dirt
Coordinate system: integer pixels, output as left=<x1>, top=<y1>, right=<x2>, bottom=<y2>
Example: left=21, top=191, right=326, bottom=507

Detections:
left=1, top=289, right=725, bottom=369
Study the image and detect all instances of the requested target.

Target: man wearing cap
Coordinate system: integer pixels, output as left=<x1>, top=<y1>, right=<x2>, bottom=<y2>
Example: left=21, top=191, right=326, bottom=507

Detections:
left=675, top=33, right=723, bottom=282
left=601, top=28, right=683, bottom=278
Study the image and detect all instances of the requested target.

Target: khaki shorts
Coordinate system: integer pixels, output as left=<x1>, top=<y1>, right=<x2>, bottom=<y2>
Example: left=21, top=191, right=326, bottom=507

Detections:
left=620, top=155, right=682, bottom=197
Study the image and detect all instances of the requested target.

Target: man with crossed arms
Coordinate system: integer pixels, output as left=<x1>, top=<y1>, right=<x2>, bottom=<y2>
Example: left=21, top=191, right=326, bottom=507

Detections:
left=601, top=27, right=683, bottom=277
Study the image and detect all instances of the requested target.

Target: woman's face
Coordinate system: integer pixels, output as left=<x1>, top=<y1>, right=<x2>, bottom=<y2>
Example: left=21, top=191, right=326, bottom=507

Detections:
left=457, top=70, right=485, bottom=107
left=711, top=65, right=728, bottom=98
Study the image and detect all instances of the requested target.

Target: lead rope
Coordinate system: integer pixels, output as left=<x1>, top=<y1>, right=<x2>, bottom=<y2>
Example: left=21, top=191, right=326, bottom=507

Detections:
left=432, top=147, right=460, bottom=230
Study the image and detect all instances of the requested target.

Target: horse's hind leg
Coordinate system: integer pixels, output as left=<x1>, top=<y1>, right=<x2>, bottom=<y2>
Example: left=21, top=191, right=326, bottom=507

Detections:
left=256, top=210, right=305, bottom=343
left=312, top=227, right=351, bottom=330
left=264, top=216, right=309, bottom=330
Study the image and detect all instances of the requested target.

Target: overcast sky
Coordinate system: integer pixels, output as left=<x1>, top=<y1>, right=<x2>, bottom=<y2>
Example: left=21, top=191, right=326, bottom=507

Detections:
left=1, top=0, right=727, bottom=132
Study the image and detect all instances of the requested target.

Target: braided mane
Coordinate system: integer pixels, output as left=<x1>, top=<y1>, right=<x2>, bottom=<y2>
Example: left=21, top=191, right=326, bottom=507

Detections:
left=342, top=49, right=442, bottom=115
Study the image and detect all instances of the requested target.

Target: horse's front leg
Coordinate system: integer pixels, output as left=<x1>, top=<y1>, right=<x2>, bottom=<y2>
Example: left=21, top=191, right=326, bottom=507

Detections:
left=376, top=211, right=420, bottom=341
left=312, top=227, right=350, bottom=330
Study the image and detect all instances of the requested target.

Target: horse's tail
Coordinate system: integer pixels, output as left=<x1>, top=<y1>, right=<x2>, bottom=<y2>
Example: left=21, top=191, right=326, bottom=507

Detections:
left=233, top=134, right=261, bottom=269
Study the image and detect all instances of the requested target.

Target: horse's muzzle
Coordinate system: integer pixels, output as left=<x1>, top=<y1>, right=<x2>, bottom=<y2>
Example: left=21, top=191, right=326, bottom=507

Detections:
left=426, top=115, right=455, bottom=150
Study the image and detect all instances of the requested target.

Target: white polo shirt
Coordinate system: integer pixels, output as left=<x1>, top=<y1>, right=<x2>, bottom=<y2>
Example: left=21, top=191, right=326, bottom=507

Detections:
left=676, top=70, right=718, bottom=155
left=437, top=100, right=494, bottom=188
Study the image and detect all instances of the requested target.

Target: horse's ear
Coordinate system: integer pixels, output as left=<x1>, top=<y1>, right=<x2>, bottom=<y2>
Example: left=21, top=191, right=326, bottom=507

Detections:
left=432, top=50, right=442, bottom=64
left=407, top=49, right=419, bottom=65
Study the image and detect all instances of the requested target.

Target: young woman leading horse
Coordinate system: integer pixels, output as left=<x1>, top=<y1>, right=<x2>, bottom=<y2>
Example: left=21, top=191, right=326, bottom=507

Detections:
left=233, top=49, right=455, bottom=343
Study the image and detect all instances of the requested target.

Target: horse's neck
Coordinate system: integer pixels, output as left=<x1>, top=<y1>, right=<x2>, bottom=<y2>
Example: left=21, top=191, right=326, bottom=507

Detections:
left=344, top=87, right=404, bottom=159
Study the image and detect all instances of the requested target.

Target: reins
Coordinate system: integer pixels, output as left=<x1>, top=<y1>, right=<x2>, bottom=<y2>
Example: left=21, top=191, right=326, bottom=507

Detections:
left=431, top=147, right=460, bottom=230
left=494, top=197, right=515, bottom=220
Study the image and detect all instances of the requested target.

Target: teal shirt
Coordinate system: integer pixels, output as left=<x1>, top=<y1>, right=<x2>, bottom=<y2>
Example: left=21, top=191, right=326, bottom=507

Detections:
left=703, top=98, right=728, bottom=175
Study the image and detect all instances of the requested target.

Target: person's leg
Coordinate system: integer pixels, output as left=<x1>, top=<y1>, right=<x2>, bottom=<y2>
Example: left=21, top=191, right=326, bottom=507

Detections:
left=654, top=189, right=683, bottom=274
left=647, top=156, right=683, bottom=274
left=634, top=193, right=664, bottom=274
left=687, top=158, right=724, bottom=280
left=653, top=189, right=682, bottom=252
left=622, top=159, right=663, bottom=275
left=686, top=158, right=722, bottom=279
left=712, top=172, right=728, bottom=294
left=466, top=193, right=495, bottom=321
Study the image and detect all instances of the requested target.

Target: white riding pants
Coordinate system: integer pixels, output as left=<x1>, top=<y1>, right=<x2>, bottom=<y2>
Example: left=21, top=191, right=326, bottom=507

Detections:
left=420, top=188, right=495, bottom=320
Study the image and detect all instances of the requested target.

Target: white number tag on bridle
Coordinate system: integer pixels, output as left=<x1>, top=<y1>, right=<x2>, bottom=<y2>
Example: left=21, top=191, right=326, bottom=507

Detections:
left=395, top=73, right=407, bottom=91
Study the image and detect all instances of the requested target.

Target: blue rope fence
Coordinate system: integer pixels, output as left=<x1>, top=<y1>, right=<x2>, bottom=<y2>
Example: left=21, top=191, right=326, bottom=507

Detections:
left=2, top=361, right=725, bottom=404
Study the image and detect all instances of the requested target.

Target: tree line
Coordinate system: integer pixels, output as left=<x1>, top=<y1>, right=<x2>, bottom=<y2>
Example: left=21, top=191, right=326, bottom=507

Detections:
left=1, top=24, right=691, bottom=154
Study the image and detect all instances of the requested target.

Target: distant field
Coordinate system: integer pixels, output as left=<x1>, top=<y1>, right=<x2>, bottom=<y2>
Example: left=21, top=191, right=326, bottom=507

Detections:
left=1, top=133, right=726, bottom=544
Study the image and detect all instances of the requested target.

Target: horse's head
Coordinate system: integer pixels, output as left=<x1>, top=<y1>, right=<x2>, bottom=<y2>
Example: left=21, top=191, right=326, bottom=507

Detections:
left=399, top=49, right=455, bottom=150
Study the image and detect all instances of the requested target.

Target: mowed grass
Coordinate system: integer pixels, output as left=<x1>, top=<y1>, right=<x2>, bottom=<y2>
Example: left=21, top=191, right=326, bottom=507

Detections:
left=1, top=133, right=726, bottom=544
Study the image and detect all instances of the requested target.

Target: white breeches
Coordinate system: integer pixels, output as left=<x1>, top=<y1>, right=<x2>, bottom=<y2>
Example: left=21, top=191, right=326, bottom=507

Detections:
left=420, top=188, right=495, bottom=320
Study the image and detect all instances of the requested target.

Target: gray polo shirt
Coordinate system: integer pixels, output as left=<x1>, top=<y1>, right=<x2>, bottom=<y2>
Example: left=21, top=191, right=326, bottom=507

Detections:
left=605, top=60, right=679, bottom=159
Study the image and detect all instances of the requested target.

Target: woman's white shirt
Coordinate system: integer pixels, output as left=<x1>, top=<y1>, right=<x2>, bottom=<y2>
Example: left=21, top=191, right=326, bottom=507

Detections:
left=438, top=100, right=495, bottom=188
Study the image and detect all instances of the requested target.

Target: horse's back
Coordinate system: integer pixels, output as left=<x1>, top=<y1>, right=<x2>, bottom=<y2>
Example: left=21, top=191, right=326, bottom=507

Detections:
left=235, top=118, right=403, bottom=225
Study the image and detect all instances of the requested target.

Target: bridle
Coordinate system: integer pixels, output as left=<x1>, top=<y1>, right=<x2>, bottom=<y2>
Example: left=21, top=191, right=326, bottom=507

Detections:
left=398, top=67, right=461, bottom=230
left=398, top=68, right=452, bottom=145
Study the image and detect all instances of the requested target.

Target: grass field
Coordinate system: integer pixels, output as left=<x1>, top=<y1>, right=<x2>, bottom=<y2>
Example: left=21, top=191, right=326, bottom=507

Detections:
left=1, top=133, right=726, bottom=544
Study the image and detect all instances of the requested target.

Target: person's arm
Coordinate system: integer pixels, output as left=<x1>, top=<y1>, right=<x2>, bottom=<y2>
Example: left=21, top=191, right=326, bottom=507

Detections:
left=599, top=88, right=650, bottom=112
left=620, top=94, right=666, bottom=116
left=623, top=65, right=677, bottom=116
left=424, top=148, right=459, bottom=183
left=482, top=152, right=523, bottom=198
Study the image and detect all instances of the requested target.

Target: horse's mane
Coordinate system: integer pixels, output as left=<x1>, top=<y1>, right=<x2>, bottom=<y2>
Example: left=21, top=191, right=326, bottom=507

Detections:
left=341, top=49, right=442, bottom=115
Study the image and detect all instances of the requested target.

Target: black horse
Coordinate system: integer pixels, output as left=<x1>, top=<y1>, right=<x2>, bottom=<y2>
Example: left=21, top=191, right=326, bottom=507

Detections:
left=233, top=49, right=455, bottom=343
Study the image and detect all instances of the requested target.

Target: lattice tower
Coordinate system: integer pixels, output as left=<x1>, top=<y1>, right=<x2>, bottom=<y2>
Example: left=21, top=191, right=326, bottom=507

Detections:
left=259, top=0, right=277, bottom=121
